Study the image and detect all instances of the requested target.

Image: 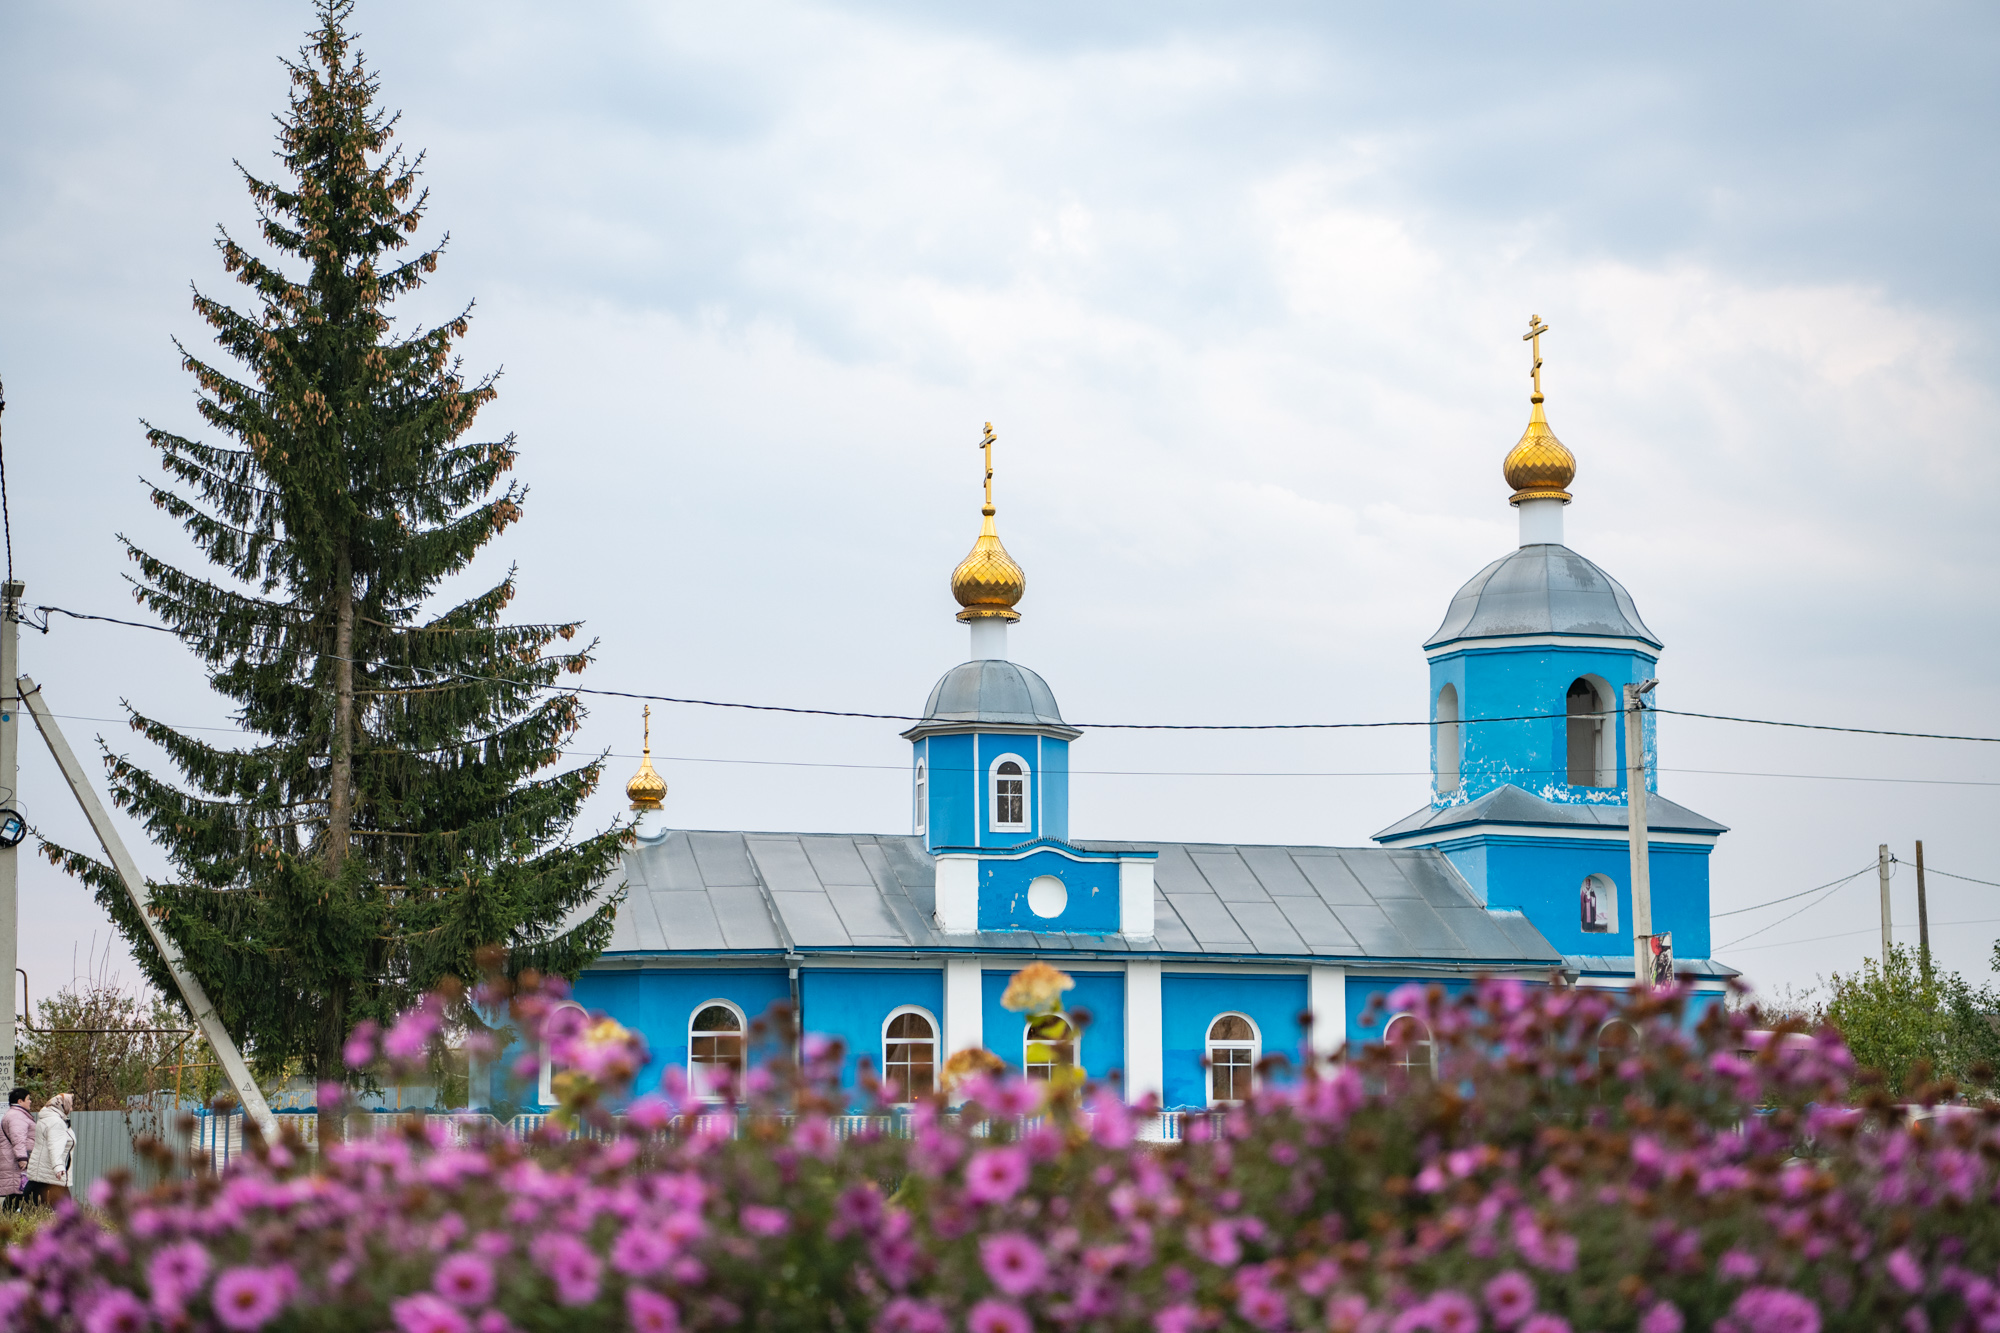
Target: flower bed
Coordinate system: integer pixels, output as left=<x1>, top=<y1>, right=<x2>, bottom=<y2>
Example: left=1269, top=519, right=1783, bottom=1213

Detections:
left=6, top=973, right=1998, bottom=1333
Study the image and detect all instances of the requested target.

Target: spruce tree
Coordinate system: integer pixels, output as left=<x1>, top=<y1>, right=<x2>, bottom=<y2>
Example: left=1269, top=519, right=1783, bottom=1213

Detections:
left=43, top=0, right=626, bottom=1139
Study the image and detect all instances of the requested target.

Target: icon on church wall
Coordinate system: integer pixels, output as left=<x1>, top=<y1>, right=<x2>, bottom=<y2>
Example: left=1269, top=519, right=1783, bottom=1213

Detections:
left=1650, top=932, right=1675, bottom=987
left=1580, top=873, right=1618, bottom=933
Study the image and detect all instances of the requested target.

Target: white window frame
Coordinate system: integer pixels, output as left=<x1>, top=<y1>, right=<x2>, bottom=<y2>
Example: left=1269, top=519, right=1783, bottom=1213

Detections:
left=537, top=1000, right=589, bottom=1106
left=1580, top=872, right=1620, bottom=934
left=988, top=753, right=1031, bottom=834
left=914, top=758, right=927, bottom=835
left=881, top=1004, right=940, bottom=1103
left=1565, top=675, right=1617, bottom=788
left=1434, top=684, right=1461, bottom=794
left=1383, top=1013, right=1437, bottom=1078
left=1595, top=1018, right=1641, bottom=1072
left=1205, top=1012, right=1261, bottom=1107
left=688, top=998, right=748, bottom=1103
left=1023, top=1011, right=1080, bottom=1080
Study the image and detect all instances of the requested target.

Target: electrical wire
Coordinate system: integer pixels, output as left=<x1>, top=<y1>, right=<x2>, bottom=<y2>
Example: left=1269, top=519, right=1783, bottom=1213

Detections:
left=1922, top=868, right=2000, bottom=890
left=1710, top=862, right=1884, bottom=918
left=1726, top=915, right=2000, bottom=955
left=28, top=604, right=2000, bottom=742
left=1717, top=865, right=1879, bottom=950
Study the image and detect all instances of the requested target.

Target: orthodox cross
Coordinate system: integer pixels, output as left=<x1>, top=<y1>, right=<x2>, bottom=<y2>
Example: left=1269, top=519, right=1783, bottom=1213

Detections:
left=641, top=704, right=652, bottom=756
left=1523, top=315, right=1550, bottom=397
left=978, top=421, right=997, bottom=510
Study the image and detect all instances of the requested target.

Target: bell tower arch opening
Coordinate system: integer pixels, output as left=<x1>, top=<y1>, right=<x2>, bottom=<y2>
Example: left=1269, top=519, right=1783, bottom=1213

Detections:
left=1434, top=684, right=1461, bottom=795
left=1565, top=676, right=1615, bottom=788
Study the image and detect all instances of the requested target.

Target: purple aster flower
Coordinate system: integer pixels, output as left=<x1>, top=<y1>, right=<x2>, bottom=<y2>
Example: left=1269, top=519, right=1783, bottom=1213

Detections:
left=82, top=1288, right=149, bottom=1333
left=611, top=1225, right=677, bottom=1277
left=433, top=1253, right=495, bottom=1308
left=342, top=1021, right=379, bottom=1070
left=1237, top=1283, right=1291, bottom=1330
left=1484, top=1270, right=1536, bottom=1329
left=1728, top=1289, right=1821, bottom=1333
left=963, top=1148, right=1030, bottom=1205
left=967, top=1298, right=1033, bottom=1333
left=980, top=1232, right=1048, bottom=1297
left=1719, top=1250, right=1760, bottom=1281
left=1641, top=1302, right=1686, bottom=1333
left=211, top=1267, right=291, bottom=1332
left=531, top=1235, right=602, bottom=1307
left=1155, top=1305, right=1202, bottom=1333
left=1519, top=1316, right=1572, bottom=1333
left=1886, top=1248, right=1925, bottom=1294
left=1429, top=1291, right=1478, bottom=1333
left=146, top=1241, right=211, bottom=1311
left=392, top=1294, right=470, bottom=1333
left=741, top=1206, right=790, bottom=1237
left=877, top=1296, right=950, bottom=1333
left=626, top=1288, right=680, bottom=1333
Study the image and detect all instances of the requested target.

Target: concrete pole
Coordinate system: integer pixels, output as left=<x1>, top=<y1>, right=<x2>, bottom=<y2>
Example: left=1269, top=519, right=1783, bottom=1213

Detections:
left=1877, top=844, right=1893, bottom=963
left=1914, top=840, right=1930, bottom=978
left=1624, top=682, right=1652, bottom=985
left=0, top=580, right=17, bottom=1093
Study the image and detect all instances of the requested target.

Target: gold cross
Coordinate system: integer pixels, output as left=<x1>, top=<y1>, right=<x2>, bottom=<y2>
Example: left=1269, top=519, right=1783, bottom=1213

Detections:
left=641, top=704, right=651, bottom=755
left=1522, top=315, right=1550, bottom=398
left=978, top=421, right=997, bottom=510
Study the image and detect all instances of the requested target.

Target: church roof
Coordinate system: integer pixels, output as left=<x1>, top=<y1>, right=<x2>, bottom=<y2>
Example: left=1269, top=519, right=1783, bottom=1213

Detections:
left=1373, top=783, right=1729, bottom=843
left=900, top=659, right=1080, bottom=740
left=1426, top=543, right=1661, bottom=650
left=589, top=830, right=1563, bottom=966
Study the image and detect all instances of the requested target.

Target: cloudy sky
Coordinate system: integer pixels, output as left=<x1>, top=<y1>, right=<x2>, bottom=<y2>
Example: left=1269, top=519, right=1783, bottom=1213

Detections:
left=1, top=0, right=1996, bottom=1006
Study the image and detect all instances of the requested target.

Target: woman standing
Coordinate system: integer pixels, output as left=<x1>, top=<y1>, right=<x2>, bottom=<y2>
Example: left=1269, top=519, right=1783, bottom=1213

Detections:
left=25, top=1093, right=74, bottom=1207
left=0, top=1090, right=32, bottom=1210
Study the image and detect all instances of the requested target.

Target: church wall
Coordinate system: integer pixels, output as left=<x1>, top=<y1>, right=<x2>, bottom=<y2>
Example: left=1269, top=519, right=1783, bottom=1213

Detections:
left=975, top=848, right=1121, bottom=932
left=1346, top=975, right=1476, bottom=1052
left=798, top=967, right=945, bottom=1094
left=921, top=734, right=977, bottom=849
left=1041, top=741, right=1070, bottom=843
left=981, top=968, right=1125, bottom=1088
left=1160, top=972, right=1308, bottom=1110
left=569, top=967, right=792, bottom=1105
left=1474, top=836, right=1713, bottom=958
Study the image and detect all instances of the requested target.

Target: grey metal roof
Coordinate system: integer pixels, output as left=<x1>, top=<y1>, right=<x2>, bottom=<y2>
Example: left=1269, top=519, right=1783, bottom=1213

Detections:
left=900, top=660, right=1079, bottom=740
left=1566, top=955, right=1740, bottom=979
left=1374, top=783, right=1729, bottom=842
left=1426, top=544, right=1661, bottom=650
left=593, top=830, right=1564, bottom=966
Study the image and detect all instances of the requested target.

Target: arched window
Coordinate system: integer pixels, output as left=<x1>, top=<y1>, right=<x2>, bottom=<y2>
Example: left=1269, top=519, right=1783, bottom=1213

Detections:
left=538, top=1001, right=588, bottom=1106
left=1023, top=1012, right=1078, bottom=1080
left=1206, top=1013, right=1260, bottom=1106
left=1565, top=678, right=1613, bottom=787
left=1434, top=684, right=1461, bottom=794
left=1383, top=1014, right=1435, bottom=1079
left=882, top=1007, right=938, bottom=1102
left=689, top=1001, right=746, bottom=1101
left=913, top=759, right=927, bottom=835
left=1580, top=873, right=1619, bottom=934
left=989, top=755, right=1030, bottom=833
left=1596, top=1019, right=1640, bottom=1073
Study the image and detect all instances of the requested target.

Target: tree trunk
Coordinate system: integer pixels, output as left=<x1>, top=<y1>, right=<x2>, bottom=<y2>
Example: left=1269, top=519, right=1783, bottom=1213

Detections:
left=327, top=558, right=355, bottom=875
left=314, top=985, right=347, bottom=1152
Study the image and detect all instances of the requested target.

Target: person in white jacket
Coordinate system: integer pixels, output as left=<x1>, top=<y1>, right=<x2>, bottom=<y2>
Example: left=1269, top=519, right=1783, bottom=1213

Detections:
left=25, top=1093, right=74, bottom=1207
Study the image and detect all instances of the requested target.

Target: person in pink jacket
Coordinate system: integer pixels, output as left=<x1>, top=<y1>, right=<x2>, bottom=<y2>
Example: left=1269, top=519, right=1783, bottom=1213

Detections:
left=0, top=1089, right=33, bottom=1209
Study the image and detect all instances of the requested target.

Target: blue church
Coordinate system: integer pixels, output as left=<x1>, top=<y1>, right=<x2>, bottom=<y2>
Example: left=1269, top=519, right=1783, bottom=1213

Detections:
left=556, top=339, right=1731, bottom=1113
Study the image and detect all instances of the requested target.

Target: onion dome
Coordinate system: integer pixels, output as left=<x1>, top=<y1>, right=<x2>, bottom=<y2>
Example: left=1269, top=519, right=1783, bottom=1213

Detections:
left=950, top=505, right=1026, bottom=623
left=1503, top=395, right=1575, bottom=505
left=1426, top=545, right=1660, bottom=650
left=900, top=659, right=1080, bottom=742
left=625, top=706, right=667, bottom=811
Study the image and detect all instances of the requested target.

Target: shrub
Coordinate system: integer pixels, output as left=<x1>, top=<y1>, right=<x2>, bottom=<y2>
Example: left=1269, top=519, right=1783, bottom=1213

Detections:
left=5, top=970, right=2000, bottom=1333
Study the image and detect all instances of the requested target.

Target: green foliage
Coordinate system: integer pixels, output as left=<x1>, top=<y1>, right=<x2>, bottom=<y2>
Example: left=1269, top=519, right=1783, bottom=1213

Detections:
left=41, top=0, right=625, bottom=1109
left=1823, top=941, right=2000, bottom=1097
left=16, top=977, right=229, bottom=1110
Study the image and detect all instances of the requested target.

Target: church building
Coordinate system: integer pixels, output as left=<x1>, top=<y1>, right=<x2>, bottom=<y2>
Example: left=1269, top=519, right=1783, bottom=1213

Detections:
left=552, top=330, right=1732, bottom=1113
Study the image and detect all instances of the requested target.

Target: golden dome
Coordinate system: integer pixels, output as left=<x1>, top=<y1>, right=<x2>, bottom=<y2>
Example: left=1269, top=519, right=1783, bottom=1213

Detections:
left=1503, top=396, right=1575, bottom=504
left=950, top=505, right=1025, bottom=623
left=625, top=706, right=667, bottom=810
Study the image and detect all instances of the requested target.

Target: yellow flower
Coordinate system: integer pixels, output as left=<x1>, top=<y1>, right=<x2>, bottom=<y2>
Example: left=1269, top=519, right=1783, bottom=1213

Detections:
left=941, top=1047, right=1006, bottom=1091
left=1000, top=963, right=1075, bottom=1014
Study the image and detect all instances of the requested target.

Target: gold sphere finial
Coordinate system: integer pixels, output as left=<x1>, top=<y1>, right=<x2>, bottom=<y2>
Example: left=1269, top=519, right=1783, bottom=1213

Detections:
left=625, top=705, right=667, bottom=811
left=950, top=421, right=1025, bottom=622
left=1503, top=314, right=1575, bottom=505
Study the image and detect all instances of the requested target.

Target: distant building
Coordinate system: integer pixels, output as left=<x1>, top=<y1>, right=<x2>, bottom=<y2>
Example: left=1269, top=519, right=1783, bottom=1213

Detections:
left=530, top=336, right=1730, bottom=1112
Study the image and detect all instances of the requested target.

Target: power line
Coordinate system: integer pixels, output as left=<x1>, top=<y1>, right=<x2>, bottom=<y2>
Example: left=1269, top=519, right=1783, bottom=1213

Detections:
left=28, top=604, right=2000, bottom=742
left=1728, top=914, right=2000, bottom=955
left=1717, top=865, right=1878, bottom=950
left=1923, top=867, right=2000, bottom=890
left=1711, top=862, right=1883, bottom=918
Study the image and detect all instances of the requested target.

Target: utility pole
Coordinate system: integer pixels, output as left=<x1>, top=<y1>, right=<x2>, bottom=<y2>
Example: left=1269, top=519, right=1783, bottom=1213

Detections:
left=1914, top=840, right=1930, bottom=978
left=1624, top=679, right=1658, bottom=985
left=1877, top=844, right=1892, bottom=963
left=0, top=579, right=17, bottom=1093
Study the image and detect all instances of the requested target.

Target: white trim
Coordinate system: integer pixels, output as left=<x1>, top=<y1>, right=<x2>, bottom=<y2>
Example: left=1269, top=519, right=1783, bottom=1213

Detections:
left=1124, top=960, right=1163, bottom=1104
left=1204, top=1011, right=1261, bottom=1106
left=913, top=756, right=928, bottom=836
left=1308, top=965, right=1346, bottom=1064
left=942, top=958, right=983, bottom=1100
left=1383, top=1012, right=1438, bottom=1077
left=881, top=1004, right=940, bottom=1103
left=988, top=753, right=1031, bottom=834
left=537, top=1000, right=589, bottom=1106
left=934, top=855, right=980, bottom=932
left=1564, top=674, right=1617, bottom=788
left=688, top=998, right=748, bottom=1102
left=1119, top=859, right=1156, bottom=936
left=1383, top=822, right=1720, bottom=848
left=1024, top=1010, right=1081, bottom=1080
left=1426, top=635, right=1661, bottom=660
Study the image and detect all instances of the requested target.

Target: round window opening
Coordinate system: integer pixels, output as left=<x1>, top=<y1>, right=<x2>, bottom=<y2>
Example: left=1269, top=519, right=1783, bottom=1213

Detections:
left=1026, top=874, right=1068, bottom=919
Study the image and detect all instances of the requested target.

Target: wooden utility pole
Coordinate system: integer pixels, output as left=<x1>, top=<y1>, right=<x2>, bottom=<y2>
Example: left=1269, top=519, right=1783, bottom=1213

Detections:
left=1877, top=844, right=1893, bottom=962
left=1915, top=840, right=1930, bottom=977
left=1624, top=680, right=1657, bottom=985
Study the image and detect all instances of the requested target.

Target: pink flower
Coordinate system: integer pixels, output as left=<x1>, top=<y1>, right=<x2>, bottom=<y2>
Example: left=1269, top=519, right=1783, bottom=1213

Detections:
left=835, top=1184, right=887, bottom=1237
left=968, top=1298, right=1033, bottom=1333
left=1886, top=1248, right=1925, bottom=1294
left=742, top=1206, right=790, bottom=1237
left=1728, top=1289, right=1821, bottom=1333
left=1155, top=1305, right=1203, bottom=1333
left=83, top=1288, right=149, bottom=1333
left=1719, top=1250, right=1760, bottom=1281
left=877, top=1297, right=950, bottom=1333
left=146, top=1241, right=210, bottom=1310
left=342, top=1021, right=379, bottom=1070
left=1640, top=1302, right=1685, bottom=1333
left=1326, top=1295, right=1372, bottom=1333
left=531, top=1235, right=602, bottom=1307
left=1484, top=1270, right=1536, bottom=1328
left=626, top=1288, right=680, bottom=1333
left=433, top=1253, right=495, bottom=1308
left=1237, top=1284, right=1291, bottom=1330
left=611, top=1225, right=677, bottom=1277
left=980, top=1233, right=1048, bottom=1297
left=964, top=1148, right=1030, bottom=1205
left=212, top=1267, right=291, bottom=1332
left=1519, top=1317, right=1571, bottom=1333
left=393, top=1293, right=470, bottom=1333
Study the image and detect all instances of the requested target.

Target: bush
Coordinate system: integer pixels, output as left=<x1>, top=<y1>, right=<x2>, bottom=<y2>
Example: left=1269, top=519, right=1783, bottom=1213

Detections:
left=5, top=971, right=2000, bottom=1333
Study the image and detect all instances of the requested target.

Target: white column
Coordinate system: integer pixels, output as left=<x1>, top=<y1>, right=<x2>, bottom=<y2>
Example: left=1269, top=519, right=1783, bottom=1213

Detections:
left=935, top=856, right=979, bottom=932
left=1307, top=965, right=1346, bottom=1067
left=1119, top=859, right=1156, bottom=937
left=1123, top=960, right=1163, bottom=1104
left=969, top=618, right=1008, bottom=661
left=0, top=581, right=18, bottom=1094
left=1517, top=497, right=1565, bottom=546
left=943, top=957, right=983, bottom=1060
